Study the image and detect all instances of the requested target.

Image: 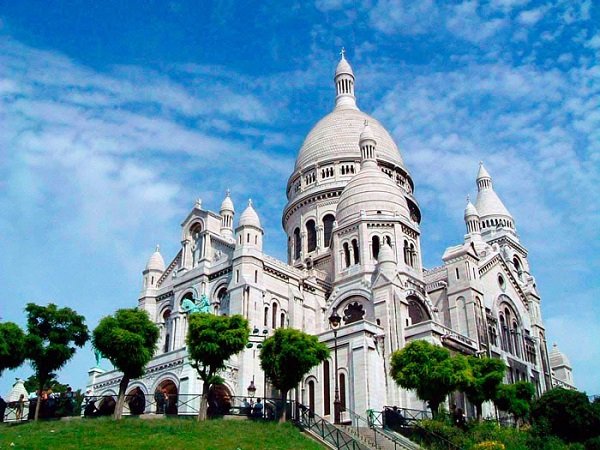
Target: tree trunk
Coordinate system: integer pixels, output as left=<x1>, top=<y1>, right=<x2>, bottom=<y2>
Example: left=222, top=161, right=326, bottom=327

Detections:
left=197, top=380, right=210, bottom=421
left=114, top=375, right=130, bottom=420
left=429, top=400, right=440, bottom=419
left=278, top=389, right=288, bottom=423
left=34, top=379, right=44, bottom=421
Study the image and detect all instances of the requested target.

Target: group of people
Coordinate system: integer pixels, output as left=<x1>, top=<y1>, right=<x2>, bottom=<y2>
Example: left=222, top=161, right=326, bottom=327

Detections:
left=240, top=397, right=265, bottom=418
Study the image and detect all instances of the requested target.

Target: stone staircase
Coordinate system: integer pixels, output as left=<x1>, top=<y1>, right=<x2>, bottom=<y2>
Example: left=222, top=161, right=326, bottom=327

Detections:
left=341, top=425, right=421, bottom=450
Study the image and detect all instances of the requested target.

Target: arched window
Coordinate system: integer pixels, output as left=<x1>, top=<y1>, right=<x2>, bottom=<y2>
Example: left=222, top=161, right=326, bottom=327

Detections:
left=352, top=239, right=360, bottom=264
left=343, top=242, right=350, bottom=268
left=512, top=320, right=521, bottom=358
left=340, top=373, right=347, bottom=410
left=293, top=228, right=301, bottom=260
left=323, top=214, right=335, bottom=248
left=280, top=312, right=285, bottom=328
left=403, top=240, right=409, bottom=264
left=323, top=360, right=330, bottom=415
left=264, top=306, right=269, bottom=327
left=272, top=302, right=278, bottom=329
left=499, top=314, right=508, bottom=351
left=407, top=298, right=430, bottom=325
left=308, top=380, right=315, bottom=413
left=162, top=309, right=171, bottom=353
left=372, top=235, right=380, bottom=260
left=409, top=243, right=416, bottom=267
left=306, top=220, right=317, bottom=253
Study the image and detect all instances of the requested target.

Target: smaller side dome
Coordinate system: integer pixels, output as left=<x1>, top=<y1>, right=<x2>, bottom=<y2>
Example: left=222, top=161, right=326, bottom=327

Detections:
left=145, top=245, right=165, bottom=272
left=464, top=196, right=479, bottom=219
left=238, top=199, right=262, bottom=228
left=220, top=190, right=234, bottom=212
left=549, top=343, right=571, bottom=368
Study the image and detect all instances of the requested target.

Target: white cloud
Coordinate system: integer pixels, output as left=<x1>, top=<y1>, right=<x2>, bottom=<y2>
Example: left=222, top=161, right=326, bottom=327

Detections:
left=517, top=7, right=546, bottom=25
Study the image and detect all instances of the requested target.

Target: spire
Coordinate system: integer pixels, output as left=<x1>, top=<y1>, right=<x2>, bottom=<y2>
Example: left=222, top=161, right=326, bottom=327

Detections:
left=359, top=121, right=377, bottom=166
left=145, top=245, right=165, bottom=272
left=476, top=161, right=492, bottom=191
left=334, top=48, right=357, bottom=110
left=474, top=162, right=516, bottom=232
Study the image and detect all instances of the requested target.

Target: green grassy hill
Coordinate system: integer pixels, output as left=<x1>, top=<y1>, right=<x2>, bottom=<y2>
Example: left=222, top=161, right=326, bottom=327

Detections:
left=0, top=418, right=325, bottom=450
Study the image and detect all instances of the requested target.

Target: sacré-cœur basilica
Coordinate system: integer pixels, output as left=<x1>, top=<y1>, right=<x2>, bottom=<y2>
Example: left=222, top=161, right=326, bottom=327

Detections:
left=87, top=53, right=574, bottom=419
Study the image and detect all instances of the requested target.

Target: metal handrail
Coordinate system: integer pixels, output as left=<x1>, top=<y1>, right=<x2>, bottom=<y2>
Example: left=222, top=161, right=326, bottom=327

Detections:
left=346, top=406, right=418, bottom=450
left=295, top=404, right=368, bottom=450
left=372, top=407, right=462, bottom=450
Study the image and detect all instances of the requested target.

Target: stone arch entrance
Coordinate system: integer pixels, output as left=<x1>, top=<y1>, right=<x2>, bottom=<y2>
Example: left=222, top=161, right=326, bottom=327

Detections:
left=155, top=379, right=178, bottom=415
left=126, top=386, right=146, bottom=415
left=207, top=384, right=232, bottom=417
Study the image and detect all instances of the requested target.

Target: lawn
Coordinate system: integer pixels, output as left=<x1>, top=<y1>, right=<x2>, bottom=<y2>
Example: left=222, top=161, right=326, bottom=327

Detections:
left=0, top=417, right=325, bottom=450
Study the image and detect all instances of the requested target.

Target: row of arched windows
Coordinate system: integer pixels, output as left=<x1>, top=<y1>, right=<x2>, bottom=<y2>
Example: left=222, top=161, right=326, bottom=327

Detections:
left=481, top=218, right=514, bottom=229
left=292, top=214, right=336, bottom=260
left=263, top=302, right=286, bottom=329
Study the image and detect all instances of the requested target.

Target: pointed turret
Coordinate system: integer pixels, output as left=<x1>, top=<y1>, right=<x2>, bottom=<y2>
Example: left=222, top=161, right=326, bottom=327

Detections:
left=464, top=196, right=480, bottom=235
left=236, top=199, right=263, bottom=251
left=475, top=162, right=516, bottom=234
left=220, top=189, right=235, bottom=240
left=334, top=48, right=357, bottom=110
left=143, top=245, right=164, bottom=290
left=359, top=120, right=376, bottom=165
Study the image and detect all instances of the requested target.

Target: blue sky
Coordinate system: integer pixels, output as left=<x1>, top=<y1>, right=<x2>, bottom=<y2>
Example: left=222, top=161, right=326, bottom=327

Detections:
left=1, top=0, right=598, bottom=396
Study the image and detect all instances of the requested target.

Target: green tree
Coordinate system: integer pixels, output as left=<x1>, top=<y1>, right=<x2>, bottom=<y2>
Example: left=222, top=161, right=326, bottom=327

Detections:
left=23, top=373, right=68, bottom=394
left=186, top=313, right=249, bottom=421
left=463, top=356, right=506, bottom=420
left=260, top=328, right=329, bottom=423
left=531, top=387, right=599, bottom=442
left=494, top=381, right=535, bottom=427
left=93, top=308, right=159, bottom=419
left=390, top=340, right=470, bottom=418
left=24, top=303, right=89, bottom=420
left=0, top=321, right=26, bottom=378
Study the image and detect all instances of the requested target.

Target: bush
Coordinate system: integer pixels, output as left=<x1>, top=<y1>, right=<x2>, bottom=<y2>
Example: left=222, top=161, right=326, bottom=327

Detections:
left=531, top=388, right=599, bottom=443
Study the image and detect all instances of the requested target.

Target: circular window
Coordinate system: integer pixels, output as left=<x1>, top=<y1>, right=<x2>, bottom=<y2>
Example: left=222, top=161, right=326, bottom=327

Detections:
left=498, top=274, right=506, bottom=290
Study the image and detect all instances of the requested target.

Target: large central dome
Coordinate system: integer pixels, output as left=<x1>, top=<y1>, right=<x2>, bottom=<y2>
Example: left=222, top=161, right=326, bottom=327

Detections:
left=294, top=108, right=405, bottom=170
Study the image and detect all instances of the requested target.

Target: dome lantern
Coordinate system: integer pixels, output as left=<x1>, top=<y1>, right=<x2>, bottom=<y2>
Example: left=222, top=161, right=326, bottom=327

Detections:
left=334, top=48, right=357, bottom=110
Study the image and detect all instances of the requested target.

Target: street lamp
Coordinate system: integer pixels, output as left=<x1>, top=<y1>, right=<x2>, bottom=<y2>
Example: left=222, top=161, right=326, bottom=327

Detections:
left=247, top=378, right=257, bottom=399
left=328, top=309, right=342, bottom=424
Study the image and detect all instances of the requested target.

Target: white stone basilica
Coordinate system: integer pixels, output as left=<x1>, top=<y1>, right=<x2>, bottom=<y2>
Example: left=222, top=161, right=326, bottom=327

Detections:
left=87, top=54, right=574, bottom=418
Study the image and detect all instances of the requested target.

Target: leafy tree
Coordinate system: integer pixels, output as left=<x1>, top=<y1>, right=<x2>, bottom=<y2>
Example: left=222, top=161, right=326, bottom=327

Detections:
left=494, top=381, right=535, bottom=427
left=531, top=387, right=600, bottom=442
left=390, top=340, right=470, bottom=418
left=260, top=328, right=329, bottom=423
left=463, top=356, right=506, bottom=420
left=186, top=313, right=249, bottom=421
left=24, top=303, right=89, bottom=420
left=0, top=321, right=26, bottom=377
left=93, top=308, right=159, bottom=419
left=23, top=373, right=69, bottom=394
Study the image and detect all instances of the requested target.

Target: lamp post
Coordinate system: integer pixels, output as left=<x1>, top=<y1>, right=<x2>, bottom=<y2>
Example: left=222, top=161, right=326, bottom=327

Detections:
left=329, top=309, right=342, bottom=424
left=247, top=326, right=268, bottom=417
